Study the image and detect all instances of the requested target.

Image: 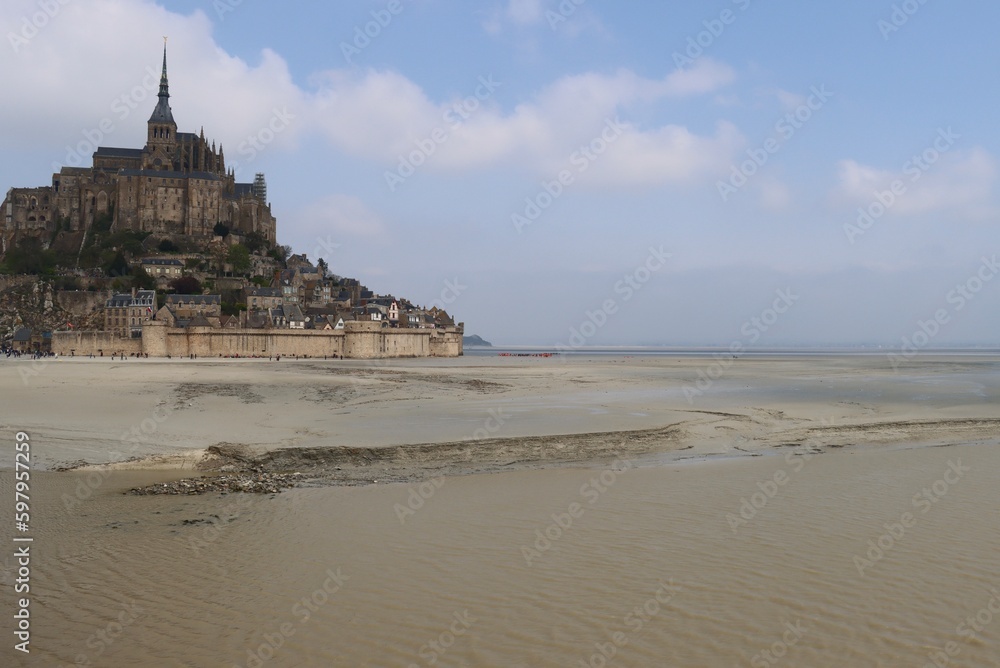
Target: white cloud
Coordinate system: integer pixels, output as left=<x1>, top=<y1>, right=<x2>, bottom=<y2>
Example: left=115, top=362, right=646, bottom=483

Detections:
left=297, top=194, right=387, bottom=245
left=774, top=89, right=807, bottom=111
left=310, top=59, right=740, bottom=186
left=572, top=121, right=744, bottom=187
left=756, top=176, right=793, bottom=211
left=506, top=0, right=545, bottom=25
left=0, top=0, right=304, bottom=166
left=0, top=1, right=739, bottom=191
left=835, top=148, right=999, bottom=219
left=662, top=60, right=737, bottom=97
left=481, top=0, right=606, bottom=36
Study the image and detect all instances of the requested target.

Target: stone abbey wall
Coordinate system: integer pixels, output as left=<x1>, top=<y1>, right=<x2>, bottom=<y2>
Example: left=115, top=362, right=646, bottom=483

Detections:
left=52, top=321, right=463, bottom=359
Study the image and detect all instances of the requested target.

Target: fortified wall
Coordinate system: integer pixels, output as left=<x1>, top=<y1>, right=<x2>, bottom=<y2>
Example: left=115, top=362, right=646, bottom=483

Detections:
left=52, top=320, right=463, bottom=358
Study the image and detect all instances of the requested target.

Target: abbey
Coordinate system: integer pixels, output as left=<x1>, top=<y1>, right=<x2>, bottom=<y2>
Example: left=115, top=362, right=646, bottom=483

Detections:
left=1, top=43, right=277, bottom=246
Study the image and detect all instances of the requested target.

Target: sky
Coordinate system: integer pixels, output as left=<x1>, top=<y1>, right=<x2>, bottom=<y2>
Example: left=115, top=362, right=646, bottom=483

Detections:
left=2, top=0, right=999, bottom=347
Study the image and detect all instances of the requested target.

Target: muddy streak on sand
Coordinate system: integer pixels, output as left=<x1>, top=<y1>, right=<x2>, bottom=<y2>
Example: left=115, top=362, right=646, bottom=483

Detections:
left=121, top=423, right=687, bottom=492
left=119, top=415, right=1000, bottom=493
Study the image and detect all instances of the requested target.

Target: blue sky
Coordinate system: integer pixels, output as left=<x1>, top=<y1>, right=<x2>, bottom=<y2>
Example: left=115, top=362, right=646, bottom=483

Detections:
left=2, top=0, right=999, bottom=346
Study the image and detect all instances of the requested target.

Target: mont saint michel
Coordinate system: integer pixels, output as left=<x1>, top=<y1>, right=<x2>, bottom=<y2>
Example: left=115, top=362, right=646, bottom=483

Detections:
left=2, top=4, right=998, bottom=667
left=2, top=43, right=276, bottom=247
left=0, top=43, right=462, bottom=359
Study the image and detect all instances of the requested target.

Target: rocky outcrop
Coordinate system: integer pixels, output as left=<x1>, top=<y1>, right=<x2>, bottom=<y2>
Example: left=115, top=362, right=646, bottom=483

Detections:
left=0, top=280, right=104, bottom=342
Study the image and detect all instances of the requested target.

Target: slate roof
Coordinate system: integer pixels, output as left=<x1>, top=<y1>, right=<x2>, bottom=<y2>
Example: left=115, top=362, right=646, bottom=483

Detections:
left=245, top=287, right=282, bottom=298
left=95, top=147, right=143, bottom=159
left=106, top=294, right=133, bottom=308
left=118, top=169, right=221, bottom=181
left=166, top=294, right=222, bottom=305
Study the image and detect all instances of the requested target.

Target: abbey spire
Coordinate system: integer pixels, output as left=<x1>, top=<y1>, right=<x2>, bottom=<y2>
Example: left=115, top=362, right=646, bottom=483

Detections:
left=148, top=39, right=175, bottom=125
left=144, top=38, right=178, bottom=170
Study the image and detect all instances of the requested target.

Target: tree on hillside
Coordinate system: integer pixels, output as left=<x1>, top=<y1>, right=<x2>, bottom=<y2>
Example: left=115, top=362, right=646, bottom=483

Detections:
left=105, top=251, right=129, bottom=278
left=3, top=237, right=56, bottom=275
left=158, top=238, right=180, bottom=253
left=169, top=275, right=202, bottom=295
left=317, top=258, right=329, bottom=278
left=227, top=244, right=251, bottom=275
left=268, top=244, right=292, bottom=267
left=244, top=231, right=269, bottom=254
left=213, top=222, right=230, bottom=238
left=131, top=266, right=155, bottom=291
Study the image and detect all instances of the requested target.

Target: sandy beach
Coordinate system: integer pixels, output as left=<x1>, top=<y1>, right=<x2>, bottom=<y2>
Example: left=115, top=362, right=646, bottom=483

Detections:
left=3, top=353, right=998, bottom=482
left=3, top=353, right=1000, bottom=666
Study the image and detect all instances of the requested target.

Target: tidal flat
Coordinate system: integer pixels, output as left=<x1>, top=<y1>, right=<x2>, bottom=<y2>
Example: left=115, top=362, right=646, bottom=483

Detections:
left=1, top=354, right=998, bottom=665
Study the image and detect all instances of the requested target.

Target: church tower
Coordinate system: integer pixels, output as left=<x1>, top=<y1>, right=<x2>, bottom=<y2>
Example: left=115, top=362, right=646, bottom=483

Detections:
left=143, top=40, right=178, bottom=171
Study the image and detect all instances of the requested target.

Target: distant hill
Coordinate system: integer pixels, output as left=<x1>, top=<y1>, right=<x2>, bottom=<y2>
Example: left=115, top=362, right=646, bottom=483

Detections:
left=463, top=334, right=492, bottom=347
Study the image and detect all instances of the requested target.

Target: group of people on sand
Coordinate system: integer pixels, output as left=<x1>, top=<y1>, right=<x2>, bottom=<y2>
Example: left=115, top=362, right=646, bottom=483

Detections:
left=110, top=352, right=150, bottom=360
left=2, top=347, right=56, bottom=360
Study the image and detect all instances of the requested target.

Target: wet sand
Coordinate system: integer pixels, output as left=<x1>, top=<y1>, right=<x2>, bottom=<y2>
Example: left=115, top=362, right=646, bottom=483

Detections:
left=2, top=443, right=999, bottom=667
left=1, top=354, right=999, bottom=481
left=1, top=354, right=999, bottom=666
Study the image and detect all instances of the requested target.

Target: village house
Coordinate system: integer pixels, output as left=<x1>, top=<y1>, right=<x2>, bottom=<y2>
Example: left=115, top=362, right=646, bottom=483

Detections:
left=243, top=286, right=283, bottom=310
left=165, top=294, right=222, bottom=320
left=12, top=328, right=32, bottom=353
left=141, top=257, right=184, bottom=279
left=268, top=303, right=306, bottom=329
left=286, top=254, right=319, bottom=280
left=105, top=289, right=157, bottom=337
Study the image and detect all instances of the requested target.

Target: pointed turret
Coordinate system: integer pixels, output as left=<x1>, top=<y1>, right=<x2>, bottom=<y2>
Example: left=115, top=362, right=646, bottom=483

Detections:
left=144, top=38, right=178, bottom=170
left=148, top=41, right=175, bottom=125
